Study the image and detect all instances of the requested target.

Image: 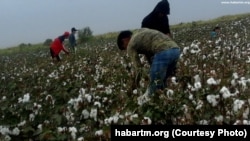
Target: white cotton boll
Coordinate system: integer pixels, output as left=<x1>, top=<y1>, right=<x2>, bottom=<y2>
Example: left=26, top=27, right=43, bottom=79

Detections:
left=102, top=97, right=108, bottom=103
left=113, top=116, right=120, bottom=124
left=0, top=126, right=10, bottom=135
left=17, top=120, right=26, bottom=127
left=2, top=96, right=6, bottom=101
left=82, top=109, right=90, bottom=119
left=234, top=33, right=239, bottom=38
left=62, top=81, right=67, bottom=86
left=22, top=93, right=30, bottom=103
left=232, top=72, right=239, bottom=79
left=97, top=84, right=104, bottom=88
left=133, top=89, right=138, bottom=94
left=105, top=87, right=112, bottom=94
left=95, top=130, right=103, bottom=136
left=182, top=46, right=189, bottom=54
left=202, top=55, right=207, bottom=59
left=238, top=77, right=248, bottom=91
left=188, top=94, right=193, bottom=100
left=137, top=93, right=150, bottom=105
left=84, top=94, right=92, bottom=103
left=129, top=114, right=138, bottom=121
left=243, top=120, right=250, bottom=125
left=94, top=101, right=101, bottom=108
left=90, top=108, right=98, bottom=121
left=68, top=98, right=75, bottom=105
left=246, top=56, right=250, bottom=63
left=195, top=100, right=203, bottom=110
left=104, top=117, right=113, bottom=125
left=182, top=104, right=188, bottom=113
left=11, top=127, right=20, bottom=136
left=220, top=86, right=231, bottom=99
left=166, top=89, right=174, bottom=98
left=69, top=127, right=77, bottom=133
left=207, top=77, right=217, bottom=85
left=190, top=48, right=200, bottom=54
left=143, top=117, right=152, bottom=125
left=29, top=113, right=35, bottom=121
left=233, top=99, right=244, bottom=112
left=79, top=88, right=86, bottom=96
left=58, top=127, right=65, bottom=133
left=77, top=137, right=84, bottom=141
left=231, top=79, right=237, bottom=86
left=194, top=82, right=202, bottom=90
left=198, top=120, right=209, bottom=125
left=214, top=115, right=223, bottom=123
left=18, top=97, right=23, bottom=103
left=215, top=37, right=221, bottom=44
left=233, top=120, right=241, bottom=125
left=69, top=127, right=77, bottom=140
left=171, top=77, right=178, bottom=85
left=243, top=107, right=249, bottom=119
left=193, top=75, right=200, bottom=83
left=206, top=94, right=220, bottom=107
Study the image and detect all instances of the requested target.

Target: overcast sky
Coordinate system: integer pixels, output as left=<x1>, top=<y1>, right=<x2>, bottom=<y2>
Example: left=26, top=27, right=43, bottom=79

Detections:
left=0, top=0, right=249, bottom=48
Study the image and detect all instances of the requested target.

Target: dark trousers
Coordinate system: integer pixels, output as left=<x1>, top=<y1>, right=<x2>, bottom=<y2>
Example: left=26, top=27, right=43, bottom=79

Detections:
left=50, top=48, right=61, bottom=61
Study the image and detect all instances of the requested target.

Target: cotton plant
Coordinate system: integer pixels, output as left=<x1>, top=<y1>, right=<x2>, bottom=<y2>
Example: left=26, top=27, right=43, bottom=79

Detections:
left=220, top=86, right=239, bottom=99
left=195, top=99, right=203, bottom=110
left=68, top=96, right=83, bottom=111
left=137, top=88, right=150, bottom=105
left=238, top=77, right=250, bottom=91
left=214, top=115, right=223, bottom=123
left=207, top=77, right=220, bottom=85
left=48, top=70, right=59, bottom=79
left=45, top=94, right=55, bottom=106
left=207, top=94, right=220, bottom=107
left=95, top=129, right=103, bottom=136
left=69, top=126, right=77, bottom=140
left=81, top=109, right=90, bottom=120
left=18, top=93, right=30, bottom=103
left=233, top=99, right=245, bottom=113
left=166, top=89, right=174, bottom=99
left=141, top=117, right=152, bottom=125
left=90, top=108, right=98, bottom=121
left=189, top=40, right=201, bottom=54
left=104, top=114, right=120, bottom=125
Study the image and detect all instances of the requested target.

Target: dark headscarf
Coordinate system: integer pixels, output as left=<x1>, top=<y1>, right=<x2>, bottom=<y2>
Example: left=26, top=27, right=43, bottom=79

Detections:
left=141, top=0, right=170, bottom=34
left=153, top=0, right=170, bottom=15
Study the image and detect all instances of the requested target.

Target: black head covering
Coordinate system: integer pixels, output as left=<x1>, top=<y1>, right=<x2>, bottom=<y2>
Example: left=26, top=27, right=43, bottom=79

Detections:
left=153, top=0, right=170, bottom=15
left=141, top=0, right=170, bottom=34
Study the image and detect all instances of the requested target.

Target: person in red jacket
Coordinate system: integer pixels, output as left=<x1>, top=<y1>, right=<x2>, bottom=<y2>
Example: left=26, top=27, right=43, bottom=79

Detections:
left=50, top=31, right=70, bottom=61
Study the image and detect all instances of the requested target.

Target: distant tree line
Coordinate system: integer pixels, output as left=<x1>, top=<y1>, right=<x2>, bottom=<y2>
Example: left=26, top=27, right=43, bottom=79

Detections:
left=43, top=26, right=93, bottom=46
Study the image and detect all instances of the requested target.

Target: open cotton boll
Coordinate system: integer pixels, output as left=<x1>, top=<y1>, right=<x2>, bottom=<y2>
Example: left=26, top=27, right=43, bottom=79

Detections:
left=207, top=94, right=220, bottom=107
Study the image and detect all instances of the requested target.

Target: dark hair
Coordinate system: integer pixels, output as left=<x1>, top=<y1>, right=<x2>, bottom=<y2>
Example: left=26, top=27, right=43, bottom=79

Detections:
left=117, top=30, right=132, bottom=50
left=213, top=26, right=220, bottom=31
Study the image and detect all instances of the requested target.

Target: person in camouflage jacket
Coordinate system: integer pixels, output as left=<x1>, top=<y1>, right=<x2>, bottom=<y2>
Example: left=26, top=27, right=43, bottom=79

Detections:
left=117, top=28, right=180, bottom=95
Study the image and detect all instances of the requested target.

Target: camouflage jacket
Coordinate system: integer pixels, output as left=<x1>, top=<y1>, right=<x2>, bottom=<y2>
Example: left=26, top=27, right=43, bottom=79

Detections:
left=127, top=28, right=179, bottom=72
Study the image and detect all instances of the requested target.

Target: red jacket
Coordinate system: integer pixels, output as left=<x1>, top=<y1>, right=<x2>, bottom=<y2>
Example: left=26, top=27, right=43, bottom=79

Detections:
left=50, top=37, right=68, bottom=56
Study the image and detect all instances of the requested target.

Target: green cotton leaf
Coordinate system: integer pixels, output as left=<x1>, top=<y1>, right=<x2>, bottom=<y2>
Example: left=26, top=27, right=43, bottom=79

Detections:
left=22, top=126, right=35, bottom=136
left=51, top=114, right=62, bottom=125
left=145, top=110, right=153, bottom=117
left=33, top=129, right=43, bottom=137
left=39, top=130, right=56, bottom=141
left=0, top=105, right=7, bottom=111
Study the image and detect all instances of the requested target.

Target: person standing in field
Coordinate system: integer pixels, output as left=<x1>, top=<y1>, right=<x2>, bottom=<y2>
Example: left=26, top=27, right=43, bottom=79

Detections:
left=69, top=27, right=78, bottom=53
left=117, top=28, right=180, bottom=96
left=50, top=31, right=70, bottom=62
left=210, top=26, right=221, bottom=39
left=141, top=0, right=171, bottom=37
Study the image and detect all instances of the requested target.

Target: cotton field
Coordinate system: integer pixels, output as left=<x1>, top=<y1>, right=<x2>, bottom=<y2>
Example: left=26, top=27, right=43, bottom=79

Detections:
left=0, top=15, right=250, bottom=140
